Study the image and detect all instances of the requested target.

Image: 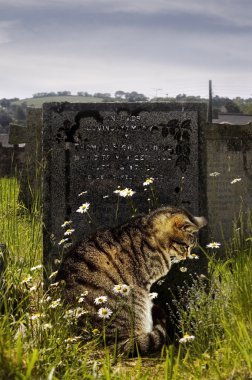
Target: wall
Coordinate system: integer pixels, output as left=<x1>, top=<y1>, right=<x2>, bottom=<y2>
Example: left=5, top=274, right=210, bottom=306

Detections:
left=206, top=123, right=252, bottom=241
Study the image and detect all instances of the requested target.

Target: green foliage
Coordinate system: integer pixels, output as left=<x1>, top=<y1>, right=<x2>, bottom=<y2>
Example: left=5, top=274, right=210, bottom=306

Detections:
left=11, top=95, right=104, bottom=108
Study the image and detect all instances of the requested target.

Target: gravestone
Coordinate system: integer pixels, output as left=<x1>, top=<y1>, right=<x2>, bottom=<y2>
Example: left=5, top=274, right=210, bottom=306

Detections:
left=43, top=101, right=207, bottom=339
left=9, top=108, right=43, bottom=206
left=43, top=102, right=207, bottom=264
left=206, top=123, right=252, bottom=241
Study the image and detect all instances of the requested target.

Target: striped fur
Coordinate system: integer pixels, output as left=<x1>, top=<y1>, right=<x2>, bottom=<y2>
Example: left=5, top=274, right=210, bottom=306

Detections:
left=56, top=206, right=206, bottom=355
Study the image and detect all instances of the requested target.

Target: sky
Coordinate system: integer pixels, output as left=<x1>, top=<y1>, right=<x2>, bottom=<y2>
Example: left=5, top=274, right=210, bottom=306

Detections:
left=1, top=0, right=252, bottom=100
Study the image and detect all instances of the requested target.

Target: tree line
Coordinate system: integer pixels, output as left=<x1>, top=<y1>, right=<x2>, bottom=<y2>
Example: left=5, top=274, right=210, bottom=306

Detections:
left=1, top=92, right=252, bottom=133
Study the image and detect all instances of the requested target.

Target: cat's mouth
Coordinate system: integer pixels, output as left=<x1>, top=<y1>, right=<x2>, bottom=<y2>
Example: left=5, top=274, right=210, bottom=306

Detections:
left=170, top=241, right=190, bottom=259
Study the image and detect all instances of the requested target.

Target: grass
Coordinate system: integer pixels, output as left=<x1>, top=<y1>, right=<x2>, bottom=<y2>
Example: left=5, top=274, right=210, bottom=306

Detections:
left=0, top=177, right=252, bottom=379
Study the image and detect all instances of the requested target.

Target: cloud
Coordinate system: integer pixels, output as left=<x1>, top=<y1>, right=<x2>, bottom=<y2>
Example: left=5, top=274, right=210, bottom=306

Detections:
left=0, top=0, right=252, bottom=99
left=0, top=20, right=18, bottom=44
left=2, top=0, right=252, bottom=28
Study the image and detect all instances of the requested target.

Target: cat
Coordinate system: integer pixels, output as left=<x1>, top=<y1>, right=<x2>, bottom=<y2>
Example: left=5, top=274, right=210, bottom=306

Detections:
left=55, top=206, right=207, bottom=355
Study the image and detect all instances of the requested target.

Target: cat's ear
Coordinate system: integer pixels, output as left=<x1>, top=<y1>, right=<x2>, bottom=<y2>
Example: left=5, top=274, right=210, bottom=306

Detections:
left=174, top=215, right=207, bottom=232
left=183, top=216, right=207, bottom=232
left=193, top=216, right=207, bottom=229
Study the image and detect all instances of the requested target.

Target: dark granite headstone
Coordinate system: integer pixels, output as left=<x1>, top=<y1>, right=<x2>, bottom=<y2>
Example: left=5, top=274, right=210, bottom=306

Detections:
left=8, top=109, right=43, bottom=207
left=43, top=102, right=207, bottom=268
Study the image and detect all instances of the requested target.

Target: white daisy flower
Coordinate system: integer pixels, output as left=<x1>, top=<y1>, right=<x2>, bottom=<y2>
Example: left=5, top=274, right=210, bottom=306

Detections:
left=42, top=323, right=53, bottom=330
left=64, top=309, right=74, bottom=318
left=76, top=202, right=90, bottom=213
left=94, top=296, right=107, bottom=305
left=209, top=172, right=220, bottom=177
left=113, top=284, right=123, bottom=294
left=78, top=297, right=85, bottom=303
left=49, top=298, right=61, bottom=309
left=61, top=220, right=72, bottom=228
left=113, top=284, right=130, bottom=296
left=78, top=191, right=87, bottom=197
left=64, top=336, right=82, bottom=343
left=58, top=238, right=69, bottom=246
left=64, top=228, right=75, bottom=236
left=39, top=295, right=52, bottom=304
left=30, top=313, right=43, bottom=320
left=49, top=282, right=60, bottom=288
left=199, top=274, right=207, bottom=279
left=179, top=267, right=188, bottom=273
left=230, top=178, right=242, bottom=184
left=80, top=291, right=88, bottom=296
left=121, top=284, right=131, bottom=296
left=188, top=253, right=199, bottom=260
left=97, top=307, right=113, bottom=319
left=149, top=292, right=158, bottom=300
left=21, top=275, right=33, bottom=284
left=113, top=188, right=135, bottom=197
left=206, top=242, right=221, bottom=249
left=74, top=307, right=88, bottom=318
left=29, top=286, right=37, bottom=292
left=143, top=177, right=154, bottom=186
left=48, top=270, right=58, bottom=279
left=179, top=334, right=195, bottom=343
left=30, top=264, right=43, bottom=271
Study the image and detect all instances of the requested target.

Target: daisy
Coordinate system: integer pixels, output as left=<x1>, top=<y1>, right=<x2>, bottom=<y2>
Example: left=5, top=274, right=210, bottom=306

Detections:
left=30, top=313, right=43, bottom=320
left=49, top=298, right=61, bottom=309
left=209, top=172, right=220, bottom=177
left=188, top=253, right=199, bottom=260
left=74, top=307, right=87, bottom=318
left=206, top=242, right=221, bottom=249
left=149, top=292, right=158, bottom=300
left=113, top=284, right=123, bottom=294
left=114, top=188, right=135, bottom=197
left=49, top=282, right=60, bottom=288
left=42, top=323, right=53, bottom=330
left=143, top=177, right=154, bottom=186
left=78, top=191, right=87, bottom=197
left=121, top=284, right=131, bottom=296
left=230, top=178, right=241, bottom=184
left=179, top=334, right=195, bottom=343
left=64, top=336, right=82, bottom=343
left=94, top=296, right=107, bottom=305
left=30, top=264, right=43, bottom=271
left=76, top=202, right=90, bottom=214
left=61, top=220, right=72, bottom=228
left=29, top=286, right=37, bottom=292
left=48, top=270, right=58, bottom=279
left=58, top=238, right=69, bottom=246
left=113, top=284, right=130, bottom=296
left=64, top=228, right=75, bottom=236
left=80, top=291, right=88, bottom=296
left=97, top=307, right=113, bottom=319
left=21, top=275, right=32, bottom=284
left=179, top=267, right=188, bottom=273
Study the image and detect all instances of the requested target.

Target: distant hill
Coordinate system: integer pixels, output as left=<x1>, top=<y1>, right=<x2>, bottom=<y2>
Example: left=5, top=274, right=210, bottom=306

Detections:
left=12, top=95, right=105, bottom=108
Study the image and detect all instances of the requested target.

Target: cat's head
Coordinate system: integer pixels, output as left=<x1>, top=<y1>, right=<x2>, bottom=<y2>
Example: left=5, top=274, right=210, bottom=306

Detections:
left=148, top=206, right=207, bottom=261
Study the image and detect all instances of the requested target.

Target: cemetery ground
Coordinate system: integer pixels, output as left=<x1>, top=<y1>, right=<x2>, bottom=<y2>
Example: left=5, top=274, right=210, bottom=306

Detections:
left=0, top=177, right=252, bottom=380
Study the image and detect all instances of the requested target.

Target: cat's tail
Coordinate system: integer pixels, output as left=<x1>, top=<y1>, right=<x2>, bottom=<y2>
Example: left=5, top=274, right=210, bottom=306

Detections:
left=118, top=323, right=167, bottom=356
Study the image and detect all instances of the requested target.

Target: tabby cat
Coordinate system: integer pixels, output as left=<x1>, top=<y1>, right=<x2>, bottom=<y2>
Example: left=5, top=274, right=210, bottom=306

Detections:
left=55, top=206, right=206, bottom=355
